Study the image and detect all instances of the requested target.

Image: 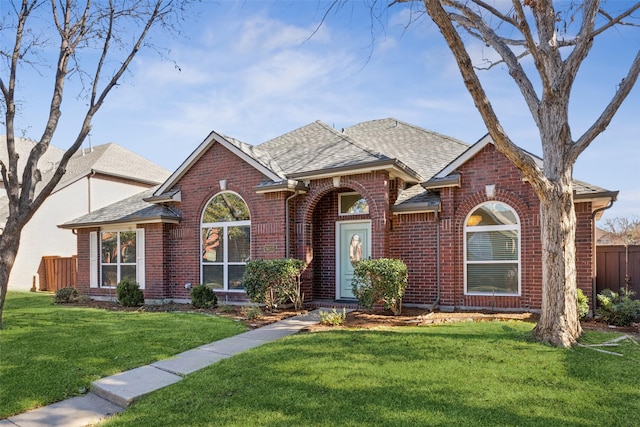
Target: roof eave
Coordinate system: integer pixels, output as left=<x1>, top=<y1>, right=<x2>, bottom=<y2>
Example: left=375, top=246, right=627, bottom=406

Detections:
left=422, top=174, right=461, bottom=190
left=58, top=215, right=181, bottom=230
left=254, top=179, right=309, bottom=194
left=144, top=190, right=182, bottom=204
left=288, top=159, right=422, bottom=183
left=392, top=202, right=441, bottom=215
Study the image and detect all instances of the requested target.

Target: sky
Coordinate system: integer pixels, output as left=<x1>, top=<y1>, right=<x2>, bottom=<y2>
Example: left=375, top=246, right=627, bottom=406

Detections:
left=6, top=0, right=640, bottom=223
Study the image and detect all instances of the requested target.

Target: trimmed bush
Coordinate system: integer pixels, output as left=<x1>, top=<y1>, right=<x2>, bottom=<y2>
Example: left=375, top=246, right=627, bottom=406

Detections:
left=242, top=259, right=306, bottom=311
left=319, top=308, right=347, bottom=326
left=190, top=285, right=218, bottom=309
left=54, top=287, right=78, bottom=304
left=352, top=258, right=408, bottom=315
left=577, top=288, right=589, bottom=320
left=116, top=279, right=144, bottom=307
left=597, top=289, right=640, bottom=326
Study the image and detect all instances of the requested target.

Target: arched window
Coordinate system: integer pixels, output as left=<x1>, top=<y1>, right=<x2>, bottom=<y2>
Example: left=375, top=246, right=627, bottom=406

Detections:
left=465, top=202, right=520, bottom=295
left=201, top=192, right=250, bottom=291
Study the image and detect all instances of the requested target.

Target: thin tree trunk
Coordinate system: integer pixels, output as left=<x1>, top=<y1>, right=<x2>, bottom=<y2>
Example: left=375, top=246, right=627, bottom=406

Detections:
left=532, top=176, right=582, bottom=347
left=0, top=227, right=20, bottom=330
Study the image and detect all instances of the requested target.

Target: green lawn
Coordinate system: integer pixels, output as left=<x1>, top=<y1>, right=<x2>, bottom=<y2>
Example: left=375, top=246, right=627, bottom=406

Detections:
left=101, top=322, right=640, bottom=427
left=0, top=291, right=248, bottom=418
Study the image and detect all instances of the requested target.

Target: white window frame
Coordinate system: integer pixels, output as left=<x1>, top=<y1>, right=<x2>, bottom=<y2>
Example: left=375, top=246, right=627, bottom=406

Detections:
left=96, top=226, right=145, bottom=289
left=200, top=192, right=251, bottom=292
left=464, top=202, right=520, bottom=296
left=338, top=192, right=369, bottom=216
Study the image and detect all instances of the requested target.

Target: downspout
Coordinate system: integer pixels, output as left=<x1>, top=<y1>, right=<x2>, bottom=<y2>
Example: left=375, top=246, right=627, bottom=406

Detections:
left=285, top=190, right=300, bottom=258
left=429, top=209, right=441, bottom=312
left=591, top=199, right=615, bottom=317
left=87, top=169, right=96, bottom=212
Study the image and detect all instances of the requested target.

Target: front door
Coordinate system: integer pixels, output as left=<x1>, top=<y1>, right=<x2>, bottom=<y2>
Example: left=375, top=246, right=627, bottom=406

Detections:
left=337, top=221, right=371, bottom=299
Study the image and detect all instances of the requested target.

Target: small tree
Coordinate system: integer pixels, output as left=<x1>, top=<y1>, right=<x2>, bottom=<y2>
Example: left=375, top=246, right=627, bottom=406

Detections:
left=0, top=0, right=192, bottom=328
left=352, top=258, right=408, bottom=315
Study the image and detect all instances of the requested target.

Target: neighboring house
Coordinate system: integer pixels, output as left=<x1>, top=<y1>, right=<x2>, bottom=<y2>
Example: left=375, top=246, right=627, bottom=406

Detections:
left=60, top=118, right=617, bottom=312
left=0, top=136, right=66, bottom=199
left=1, top=141, right=170, bottom=290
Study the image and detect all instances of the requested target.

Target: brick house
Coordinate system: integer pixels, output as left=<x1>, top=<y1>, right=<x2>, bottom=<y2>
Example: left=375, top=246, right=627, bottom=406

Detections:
left=60, top=118, right=617, bottom=311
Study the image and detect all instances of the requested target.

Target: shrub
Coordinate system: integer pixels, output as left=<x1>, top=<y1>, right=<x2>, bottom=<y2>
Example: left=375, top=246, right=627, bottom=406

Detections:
left=319, top=308, right=347, bottom=326
left=54, top=287, right=78, bottom=304
left=577, top=288, right=589, bottom=320
left=352, top=258, right=408, bottom=315
left=190, top=285, right=218, bottom=309
left=242, top=259, right=306, bottom=311
left=116, top=279, right=144, bottom=307
left=241, top=305, right=263, bottom=320
left=597, top=289, right=640, bottom=326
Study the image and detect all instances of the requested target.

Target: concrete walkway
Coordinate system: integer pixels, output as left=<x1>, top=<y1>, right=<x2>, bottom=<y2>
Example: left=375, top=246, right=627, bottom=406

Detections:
left=1, top=310, right=325, bottom=427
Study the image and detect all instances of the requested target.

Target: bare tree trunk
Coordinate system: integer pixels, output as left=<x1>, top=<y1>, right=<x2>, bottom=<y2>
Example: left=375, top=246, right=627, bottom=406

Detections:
left=0, top=224, right=20, bottom=330
left=532, top=174, right=581, bottom=347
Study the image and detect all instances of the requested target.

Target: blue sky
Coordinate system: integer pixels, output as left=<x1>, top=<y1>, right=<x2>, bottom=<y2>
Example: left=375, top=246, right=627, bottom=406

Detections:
left=10, top=1, right=640, bottom=222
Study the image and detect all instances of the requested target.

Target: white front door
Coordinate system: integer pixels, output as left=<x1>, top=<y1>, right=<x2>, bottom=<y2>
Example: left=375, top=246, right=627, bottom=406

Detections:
left=337, top=221, right=371, bottom=299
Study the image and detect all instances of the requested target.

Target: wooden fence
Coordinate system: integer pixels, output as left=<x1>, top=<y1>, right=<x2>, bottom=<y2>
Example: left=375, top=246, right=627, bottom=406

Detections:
left=595, top=245, right=640, bottom=297
left=39, top=256, right=77, bottom=291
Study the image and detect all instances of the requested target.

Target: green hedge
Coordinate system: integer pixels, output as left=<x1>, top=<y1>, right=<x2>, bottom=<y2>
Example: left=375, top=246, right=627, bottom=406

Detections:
left=242, top=259, right=306, bottom=311
left=352, top=258, right=408, bottom=315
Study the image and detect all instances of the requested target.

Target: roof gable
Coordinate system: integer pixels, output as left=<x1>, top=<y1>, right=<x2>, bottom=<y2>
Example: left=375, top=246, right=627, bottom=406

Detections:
left=154, top=131, right=283, bottom=197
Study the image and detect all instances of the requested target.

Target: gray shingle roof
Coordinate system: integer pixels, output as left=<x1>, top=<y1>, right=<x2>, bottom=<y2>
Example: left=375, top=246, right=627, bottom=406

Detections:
left=257, top=121, right=391, bottom=175
left=54, top=143, right=170, bottom=188
left=393, top=184, right=440, bottom=213
left=0, top=136, right=65, bottom=180
left=1, top=142, right=171, bottom=225
left=343, top=118, right=470, bottom=180
left=59, top=187, right=180, bottom=229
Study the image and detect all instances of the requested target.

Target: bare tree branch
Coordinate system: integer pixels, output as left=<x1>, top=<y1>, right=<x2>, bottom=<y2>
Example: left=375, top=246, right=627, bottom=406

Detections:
left=571, top=49, right=640, bottom=162
left=423, top=0, right=546, bottom=194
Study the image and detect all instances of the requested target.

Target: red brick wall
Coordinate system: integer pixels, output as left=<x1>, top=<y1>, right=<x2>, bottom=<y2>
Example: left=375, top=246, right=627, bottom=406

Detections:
left=75, top=141, right=597, bottom=311
left=389, top=212, right=439, bottom=305
left=294, top=172, right=391, bottom=301
left=75, top=228, right=94, bottom=295
left=164, top=141, right=289, bottom=302
left=576, top=201, right=594, bottom=308
left=438, top=144, right=542, bottom=310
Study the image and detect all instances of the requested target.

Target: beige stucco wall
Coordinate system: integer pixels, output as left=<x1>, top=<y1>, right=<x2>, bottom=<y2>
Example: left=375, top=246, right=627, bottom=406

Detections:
left=8, top=177, right=151, bottom=291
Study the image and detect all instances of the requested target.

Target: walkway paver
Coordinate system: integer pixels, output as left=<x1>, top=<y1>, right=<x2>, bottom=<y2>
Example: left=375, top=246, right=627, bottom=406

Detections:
left=1, top=309, right=325, bottom=427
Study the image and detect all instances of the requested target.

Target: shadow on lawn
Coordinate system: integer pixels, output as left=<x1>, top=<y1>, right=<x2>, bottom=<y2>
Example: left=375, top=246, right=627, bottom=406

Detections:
left=103, top=322, right=640, bottom=427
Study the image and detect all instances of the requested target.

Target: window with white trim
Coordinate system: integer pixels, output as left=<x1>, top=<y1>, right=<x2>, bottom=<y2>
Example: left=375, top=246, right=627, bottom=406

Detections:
left=339, top=192, right=369, bottom=215
left=97, top=228, right=145, bottom=288
left=465, top=202, right=520, bottom=295
left=201, top=192, right=251, bottom=291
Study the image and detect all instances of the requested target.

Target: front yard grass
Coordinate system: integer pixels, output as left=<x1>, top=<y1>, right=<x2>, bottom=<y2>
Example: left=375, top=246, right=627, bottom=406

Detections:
left=101, top=322, right=640, bottom=427
left=0, top=291, right=247, bottom=418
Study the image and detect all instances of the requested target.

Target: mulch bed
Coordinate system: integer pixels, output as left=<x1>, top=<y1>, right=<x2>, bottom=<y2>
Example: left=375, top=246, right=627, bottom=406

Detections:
left=61, top=299, right=639, bottom=336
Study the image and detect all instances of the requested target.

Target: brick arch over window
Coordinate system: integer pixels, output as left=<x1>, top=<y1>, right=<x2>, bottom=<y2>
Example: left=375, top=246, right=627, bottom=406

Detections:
left=447, top=189, right=539, bottom=310
left=298, top=178, right=380, bottom=226
left=200, top=191, right=251, bottom=292
left=293, top=175, right=391, bottom=301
